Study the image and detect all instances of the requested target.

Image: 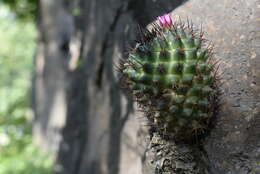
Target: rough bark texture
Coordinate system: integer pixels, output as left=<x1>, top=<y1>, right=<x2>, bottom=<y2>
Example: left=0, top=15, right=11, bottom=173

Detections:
left=33, top=0, right=260, bottom=174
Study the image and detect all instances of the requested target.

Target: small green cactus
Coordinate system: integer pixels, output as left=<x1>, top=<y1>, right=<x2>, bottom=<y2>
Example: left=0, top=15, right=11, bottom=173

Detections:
left=119, top=14, right=218, bottom=139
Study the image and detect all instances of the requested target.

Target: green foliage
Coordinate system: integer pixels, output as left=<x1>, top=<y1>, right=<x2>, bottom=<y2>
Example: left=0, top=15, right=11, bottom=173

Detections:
left=0, top=0, right=37, bottom=19
left=0, top=5, right=53, bottom=174
left=121, top=17, right=217, bottom=139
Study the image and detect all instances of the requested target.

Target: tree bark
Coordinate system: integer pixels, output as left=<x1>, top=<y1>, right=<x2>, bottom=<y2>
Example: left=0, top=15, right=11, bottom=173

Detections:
left=33, top=0, right=260, bottom=174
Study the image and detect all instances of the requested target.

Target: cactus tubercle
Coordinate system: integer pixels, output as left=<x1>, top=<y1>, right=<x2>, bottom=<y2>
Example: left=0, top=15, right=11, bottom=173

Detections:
left=118, top=13, right=219, bottom=140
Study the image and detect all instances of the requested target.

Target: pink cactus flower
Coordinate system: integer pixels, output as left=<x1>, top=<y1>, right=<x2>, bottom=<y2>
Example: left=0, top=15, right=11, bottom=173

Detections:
left=157, top=13, right=172, bottom=27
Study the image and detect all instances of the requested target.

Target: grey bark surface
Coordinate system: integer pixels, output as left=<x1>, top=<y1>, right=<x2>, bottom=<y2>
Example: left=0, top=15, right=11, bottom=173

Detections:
left=172, top=1, right=260, bottom=173
left=33, top=0, right=260, bottom=174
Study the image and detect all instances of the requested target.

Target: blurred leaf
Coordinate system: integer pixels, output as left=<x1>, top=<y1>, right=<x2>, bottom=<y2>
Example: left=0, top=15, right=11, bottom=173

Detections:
left=0, top=0, right=37, bottom=20
left=72, top=8, right=81, bottom=16
left=0, top=5, right=53, bottom=174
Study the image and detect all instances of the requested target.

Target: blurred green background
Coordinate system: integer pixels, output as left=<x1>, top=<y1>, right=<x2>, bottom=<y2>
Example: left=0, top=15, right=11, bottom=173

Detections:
left=0, top=1, right=54, bottom=173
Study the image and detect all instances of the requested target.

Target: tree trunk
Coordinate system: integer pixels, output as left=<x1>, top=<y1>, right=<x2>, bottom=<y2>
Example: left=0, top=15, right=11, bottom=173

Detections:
left=33, top=0, right=260, bottom=174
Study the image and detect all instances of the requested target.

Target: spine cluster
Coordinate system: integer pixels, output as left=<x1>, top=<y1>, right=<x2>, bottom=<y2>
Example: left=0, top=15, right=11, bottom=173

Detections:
left=119, top=14, right=218, bottom=140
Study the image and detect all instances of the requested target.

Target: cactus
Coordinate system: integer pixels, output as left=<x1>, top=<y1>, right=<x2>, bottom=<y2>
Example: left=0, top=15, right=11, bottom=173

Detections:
left=119, top=14, right=218, bottom=139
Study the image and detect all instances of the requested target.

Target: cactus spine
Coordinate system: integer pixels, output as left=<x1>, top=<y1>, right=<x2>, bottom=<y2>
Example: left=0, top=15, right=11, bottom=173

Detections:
left=119, top=14, right=218, bottom=140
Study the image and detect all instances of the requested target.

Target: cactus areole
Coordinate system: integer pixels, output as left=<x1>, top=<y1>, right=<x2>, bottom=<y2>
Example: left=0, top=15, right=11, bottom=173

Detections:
left=119, top=14, right=218, bottom=140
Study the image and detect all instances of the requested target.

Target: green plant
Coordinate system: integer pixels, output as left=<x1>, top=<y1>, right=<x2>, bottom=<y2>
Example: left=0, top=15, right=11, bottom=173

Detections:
left=0, top=5, right=53, bottom=174
left=0, top=0, right=37, bottom=19
left=120, top=14, right=218, bottom=139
